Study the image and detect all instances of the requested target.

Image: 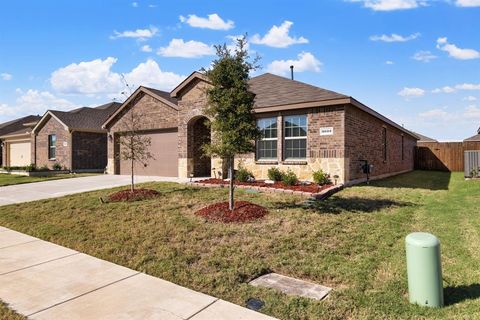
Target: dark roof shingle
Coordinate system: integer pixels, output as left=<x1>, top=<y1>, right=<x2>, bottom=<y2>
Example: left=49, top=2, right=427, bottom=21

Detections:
left=248, top=73, right=348, bottom=109
left=144, top=87, right=178, bottom=105
left=0, top=115, right=41, bottom=137
left=50, top=102, right=121, bottom=131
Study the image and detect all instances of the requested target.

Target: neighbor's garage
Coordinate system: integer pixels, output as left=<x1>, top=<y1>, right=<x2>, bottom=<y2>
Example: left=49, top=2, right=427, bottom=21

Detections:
left=8, top=141, right=31, bottom=166
left=119, top=129, right=178, bottom=177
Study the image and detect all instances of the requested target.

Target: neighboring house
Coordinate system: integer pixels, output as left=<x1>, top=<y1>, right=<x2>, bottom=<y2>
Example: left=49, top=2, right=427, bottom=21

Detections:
left=32, top=102, right=121, bottom=171
left=0, top=115, right=41, bottom=167
left=103, top=72, right=417, bottom=184
left=412, top=132, right=438, bottom=143
left=463, top=127, right=480, bottom=142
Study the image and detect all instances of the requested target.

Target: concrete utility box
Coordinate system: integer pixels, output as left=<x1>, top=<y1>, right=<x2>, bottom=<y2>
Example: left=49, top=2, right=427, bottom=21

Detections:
left=405, top=232, right=444, bottom=308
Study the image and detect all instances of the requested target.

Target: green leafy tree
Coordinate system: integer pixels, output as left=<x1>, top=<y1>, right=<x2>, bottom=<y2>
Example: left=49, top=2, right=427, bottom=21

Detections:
left=202, top=37, right=261, bottom=211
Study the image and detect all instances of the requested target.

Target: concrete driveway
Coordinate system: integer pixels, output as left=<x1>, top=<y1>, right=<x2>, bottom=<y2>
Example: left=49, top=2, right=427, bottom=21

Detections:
left=0, top=175, right=192, bottom=206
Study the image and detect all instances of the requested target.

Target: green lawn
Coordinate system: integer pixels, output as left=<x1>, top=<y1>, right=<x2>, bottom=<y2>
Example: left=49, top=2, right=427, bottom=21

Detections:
left=0, top=173, right=98, bottom=187
left=0, top=301, right=25, bottom=320
left=0, top=171, right=479, bottom=319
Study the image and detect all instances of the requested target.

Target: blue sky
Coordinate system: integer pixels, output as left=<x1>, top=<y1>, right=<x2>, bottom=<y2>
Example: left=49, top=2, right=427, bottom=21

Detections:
left=0, top=0, right=478, bottom=140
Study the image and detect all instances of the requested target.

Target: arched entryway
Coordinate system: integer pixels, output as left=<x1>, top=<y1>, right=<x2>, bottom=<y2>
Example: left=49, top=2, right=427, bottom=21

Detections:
left=188, top=116, right=211, bottom=177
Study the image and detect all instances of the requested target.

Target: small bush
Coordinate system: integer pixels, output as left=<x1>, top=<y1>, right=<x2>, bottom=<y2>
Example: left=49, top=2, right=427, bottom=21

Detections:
left=38, top=165, right=49, bottom=171
left=52, top=162, right=62, bottom=171
left=267, top=167, right=283, bottom=181
left=25, top=164, right=36, bottom=172
left=282, top=170, right=298, bottom=186
left=235, top=167, right=254, bottom=182
left=313, top=169, right=331, bottom=185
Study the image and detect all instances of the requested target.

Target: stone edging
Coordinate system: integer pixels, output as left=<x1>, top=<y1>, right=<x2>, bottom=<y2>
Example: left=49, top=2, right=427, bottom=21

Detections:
left=186, top=182, right=344, bottom=200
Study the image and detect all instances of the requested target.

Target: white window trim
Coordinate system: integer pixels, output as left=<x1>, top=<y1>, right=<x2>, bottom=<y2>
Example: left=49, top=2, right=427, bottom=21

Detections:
left=257, top=118, right=278, bottom=160
left=283, top=115, right=308, bottom=160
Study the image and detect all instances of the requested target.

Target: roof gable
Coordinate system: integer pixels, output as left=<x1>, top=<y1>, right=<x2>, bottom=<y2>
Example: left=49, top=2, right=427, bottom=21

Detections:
left=103, top=86, right=178, bottom=129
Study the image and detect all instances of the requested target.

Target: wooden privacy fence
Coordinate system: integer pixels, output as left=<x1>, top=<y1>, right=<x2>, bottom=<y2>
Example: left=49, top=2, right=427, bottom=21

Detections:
left=415, top=142, right=480, bottom=172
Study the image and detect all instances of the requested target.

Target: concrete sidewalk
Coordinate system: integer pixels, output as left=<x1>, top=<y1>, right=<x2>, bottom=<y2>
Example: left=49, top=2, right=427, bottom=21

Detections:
left=0, top=227, right=276, bottom=319
left=0, top=175, right=196, bottom=206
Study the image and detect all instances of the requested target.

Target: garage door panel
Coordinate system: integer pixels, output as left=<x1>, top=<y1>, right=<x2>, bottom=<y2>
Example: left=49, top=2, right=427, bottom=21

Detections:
left=9, top=142, right=31, bottom=167
left=119, top=130, right=178, bottom=177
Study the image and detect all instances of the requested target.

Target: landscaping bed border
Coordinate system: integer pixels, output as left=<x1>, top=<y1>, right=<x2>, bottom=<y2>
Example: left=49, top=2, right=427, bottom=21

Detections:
left=188, top=181, right=344, bottom=200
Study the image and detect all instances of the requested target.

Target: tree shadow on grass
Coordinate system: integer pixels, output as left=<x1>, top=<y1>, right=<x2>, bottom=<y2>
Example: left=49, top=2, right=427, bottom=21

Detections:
left=273, top=196, right=413, bottom=215
left=444, top=284, right=480, bottom=306
left=367, top=171, right=451, bottom=191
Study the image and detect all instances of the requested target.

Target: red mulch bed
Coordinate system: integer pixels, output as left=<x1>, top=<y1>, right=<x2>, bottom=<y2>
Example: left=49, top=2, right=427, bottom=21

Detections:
left=107, top=188, right=160, bottom=202
left=196, top=178, right=332, bottom=193
left=195, top=201, right=268, bottom=223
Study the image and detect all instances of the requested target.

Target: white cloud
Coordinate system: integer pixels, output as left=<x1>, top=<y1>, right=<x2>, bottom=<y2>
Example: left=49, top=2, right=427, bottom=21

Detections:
left=412, top=50, right=437, bottom=62
left=464, top=96, right=477, bottom=101
left=123, top=59, right=184, bottom=90
left=436, top=37, right=480, bottom=60
left=398, top=87, right=425, bottom=98
left=456, top=83, right=480, bottom=90
left=131, top=2, right=138, bottom=7
left=251, top=21, right=308, bottom=48
left=1, top=73, right=12, bottom=80
left=140, top=45, right=152, bottom=52
left=385, top=60, right=395, bottom=65
left=455, top=0, right=480, bottom=7
left=370, top=32, right=420, bottom=42
left=432, top=86, right=456, bottom=94
left=179, top=13, right=234, bottom=30
left=419, top=108, right=449, bottom=120
left=348, top=0, right=427, bottom=11
left=0, top=89, right=80, bottom=120
left=266, top=52, right=322, bottom=76
left=110, top=26, right=158, bottom=40
left=50, top=57, right=184, bottom=95
left=157, top=38, right=215, bottom=58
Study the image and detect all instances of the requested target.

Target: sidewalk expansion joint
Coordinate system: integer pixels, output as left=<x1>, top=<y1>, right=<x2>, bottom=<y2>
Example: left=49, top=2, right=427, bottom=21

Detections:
left=0, top=252, right=80, bottom=276
left=185, top=298, right=220, bottom=320
left=27, top=272, right=141, bottom=317
left=0, top=239, right=40, bottom=250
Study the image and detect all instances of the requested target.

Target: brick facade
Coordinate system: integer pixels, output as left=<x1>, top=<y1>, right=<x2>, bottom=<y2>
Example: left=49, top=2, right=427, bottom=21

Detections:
left=72, top=131, right=107, bottom=170
left=35, top=116, right=71, bottom=170
left=344, top=105, right=415, bottom=182
left=105, top=77, right=416, bottom=183
left=105, top=92, right=179, bottom=174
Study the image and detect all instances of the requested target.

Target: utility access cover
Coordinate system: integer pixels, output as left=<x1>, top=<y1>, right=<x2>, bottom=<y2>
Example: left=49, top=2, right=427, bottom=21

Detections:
left=249, top=273, right=332, bottom=301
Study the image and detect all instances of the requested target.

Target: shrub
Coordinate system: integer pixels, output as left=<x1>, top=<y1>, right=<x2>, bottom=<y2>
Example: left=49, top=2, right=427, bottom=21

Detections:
left=52, top=162, right=62, bottom=171
left=313, top=169, right=331, bottom=185
left=282, top=170, right=298, bottom=186
left=235, top=167, right=254, bottom=182
left=267, top=167, right=283, bottom=181
left=38, top=165, right=49, bottom=171
left=25, top=164, right=36, bottom=172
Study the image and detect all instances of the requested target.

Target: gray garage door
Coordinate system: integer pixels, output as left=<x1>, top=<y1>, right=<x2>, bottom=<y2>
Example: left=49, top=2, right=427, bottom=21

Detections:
left=120, top=129, right=178, bottom=177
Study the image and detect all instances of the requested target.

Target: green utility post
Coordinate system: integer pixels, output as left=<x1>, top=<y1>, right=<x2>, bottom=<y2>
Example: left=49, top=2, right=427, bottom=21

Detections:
left=405, top=232, right=444, bottom=308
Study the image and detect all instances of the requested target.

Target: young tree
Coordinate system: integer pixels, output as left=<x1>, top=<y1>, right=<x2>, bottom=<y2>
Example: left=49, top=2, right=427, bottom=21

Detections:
left=117, top=108, right=154, bottom=192
left=116, top=76, right=153, bottom=192
left=202, top=37, right=261, bottom=211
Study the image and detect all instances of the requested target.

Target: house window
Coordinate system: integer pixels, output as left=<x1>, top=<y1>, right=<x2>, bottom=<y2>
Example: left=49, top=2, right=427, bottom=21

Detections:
left=382, top=127, right=387, bottom=161
left=401, top=135, right=405, bottom=160
left=256, top=117, right=277, bottom=160
left=48, top=134, right=56, bottom=160
left=284, top=115, right=307, bottom=160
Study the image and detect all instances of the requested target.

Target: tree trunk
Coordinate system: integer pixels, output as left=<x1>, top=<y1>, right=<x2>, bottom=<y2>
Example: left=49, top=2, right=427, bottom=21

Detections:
left=228, top=156, right=234, bottom=211
left=130, top=136, right=134, bottom=192
left=131, top=157, right=134, bottom=192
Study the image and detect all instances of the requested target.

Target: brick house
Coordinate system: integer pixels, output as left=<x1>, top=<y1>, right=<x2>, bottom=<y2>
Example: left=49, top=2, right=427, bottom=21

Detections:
left=103, top=72, right=417, bottom=184
left=0, top=115, right=41, bottom=167
left=31, top=102, right=121, bottom=171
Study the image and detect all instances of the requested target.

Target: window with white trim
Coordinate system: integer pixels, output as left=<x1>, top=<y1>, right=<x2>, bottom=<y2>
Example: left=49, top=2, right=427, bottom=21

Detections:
left=48, top=134, right=56, bottom=160
left=256, top=117, right=277, bottom=160
left=284, top=115, right=307, bottom=160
